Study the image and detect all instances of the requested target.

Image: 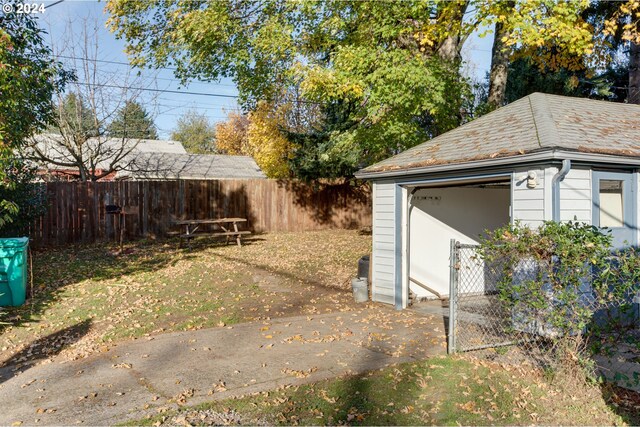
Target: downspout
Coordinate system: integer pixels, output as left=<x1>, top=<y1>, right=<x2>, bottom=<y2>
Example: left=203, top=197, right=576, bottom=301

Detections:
left=552, top=159, right=571, bottom=222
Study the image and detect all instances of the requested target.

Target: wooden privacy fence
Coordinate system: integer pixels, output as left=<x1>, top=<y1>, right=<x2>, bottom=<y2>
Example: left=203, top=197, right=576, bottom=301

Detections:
left=30, top=179, right=372, bottom=247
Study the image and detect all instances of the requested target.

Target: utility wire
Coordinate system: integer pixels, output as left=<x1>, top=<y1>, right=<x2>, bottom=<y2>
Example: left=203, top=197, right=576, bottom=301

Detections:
left=69, top=81, right=321, bottom=105
left=154, top=111, right=229, bottom=119
left=154, top=99, right=239, bottom=110
left=54, top=54, right=236, bottom=88
left=55, top=54, right=179, bottom=71
left=46, top=0, right=64, bottom=8
left=70, top=81, right=240, bottom=99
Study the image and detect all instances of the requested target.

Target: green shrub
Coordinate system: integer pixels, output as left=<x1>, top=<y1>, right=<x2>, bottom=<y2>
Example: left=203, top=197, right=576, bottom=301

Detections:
left=0, top=158, right=48, bottom=237
left=479, top=221, right=640, bottom=364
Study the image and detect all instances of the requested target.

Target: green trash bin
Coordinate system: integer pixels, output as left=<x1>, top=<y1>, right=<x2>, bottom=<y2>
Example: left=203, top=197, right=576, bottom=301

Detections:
left=0, top=237, right=29, bottom=307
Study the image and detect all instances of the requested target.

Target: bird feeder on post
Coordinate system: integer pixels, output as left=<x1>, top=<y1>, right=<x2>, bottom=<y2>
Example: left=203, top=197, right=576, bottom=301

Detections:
left=105, top=204, right=125, bottom=251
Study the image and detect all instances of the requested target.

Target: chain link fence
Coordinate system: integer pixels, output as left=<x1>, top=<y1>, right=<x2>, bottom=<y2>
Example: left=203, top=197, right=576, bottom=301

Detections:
left=447, top=240, right=640, bottom=391
left=447, top=241, right=517, bottom=353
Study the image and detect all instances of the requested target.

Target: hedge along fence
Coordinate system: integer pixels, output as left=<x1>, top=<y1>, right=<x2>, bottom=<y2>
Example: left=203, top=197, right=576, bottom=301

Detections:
left=29, top=179, right=372, bottom=247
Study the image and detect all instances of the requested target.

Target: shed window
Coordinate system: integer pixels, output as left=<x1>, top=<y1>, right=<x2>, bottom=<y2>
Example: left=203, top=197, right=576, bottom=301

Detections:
left=599, top=180, right=624, bottom=228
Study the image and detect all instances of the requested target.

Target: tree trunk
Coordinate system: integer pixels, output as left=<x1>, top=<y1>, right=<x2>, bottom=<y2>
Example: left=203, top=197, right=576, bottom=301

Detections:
left=436, top=1, right=469, bottom=63
left=629, top=41, right=640, bottom=104
left=487, top=3, right=514, bottom=109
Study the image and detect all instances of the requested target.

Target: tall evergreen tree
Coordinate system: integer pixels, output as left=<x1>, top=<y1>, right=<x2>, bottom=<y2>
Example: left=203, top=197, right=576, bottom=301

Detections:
left=503, top=58, right=627, bottom=103
left=52, top=92, right=99, bottom=139
left=107, top=101, right=158, bottom=139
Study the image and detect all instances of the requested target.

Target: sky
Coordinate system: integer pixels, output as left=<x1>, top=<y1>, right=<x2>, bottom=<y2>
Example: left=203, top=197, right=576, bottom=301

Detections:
left=36, top=0, right=494, bottom=139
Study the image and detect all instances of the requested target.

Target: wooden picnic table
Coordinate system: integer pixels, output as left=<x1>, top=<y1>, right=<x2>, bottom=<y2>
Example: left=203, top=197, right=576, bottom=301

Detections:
left=172, top=217, right=251, bottom=248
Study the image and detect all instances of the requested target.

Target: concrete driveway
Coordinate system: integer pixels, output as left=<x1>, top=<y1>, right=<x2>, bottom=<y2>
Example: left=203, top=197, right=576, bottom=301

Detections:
left=0, top=305, right=445, bottom=425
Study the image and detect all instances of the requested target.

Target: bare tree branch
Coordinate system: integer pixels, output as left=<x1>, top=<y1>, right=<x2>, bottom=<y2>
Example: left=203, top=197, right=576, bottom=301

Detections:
left=24, top=14, right=162, bottom=181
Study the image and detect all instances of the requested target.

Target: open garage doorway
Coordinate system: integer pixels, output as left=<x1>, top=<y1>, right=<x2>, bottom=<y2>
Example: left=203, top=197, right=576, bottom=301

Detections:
left=408, top=176, right=511, bottom=301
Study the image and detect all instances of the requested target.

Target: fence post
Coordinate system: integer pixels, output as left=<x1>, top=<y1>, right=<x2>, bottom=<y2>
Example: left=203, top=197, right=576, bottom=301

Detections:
left=448, top=239, right=458, bottom=354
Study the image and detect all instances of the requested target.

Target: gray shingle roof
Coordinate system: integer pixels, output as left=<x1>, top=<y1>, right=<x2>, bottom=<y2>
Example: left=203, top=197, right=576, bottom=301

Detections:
left=118, top=153, right=266, bottom=180
left=123, top=138, right=187, bottom=154
left=30, top=134, right=187, bottom=170
left=358, top=93, right=640, bottom=176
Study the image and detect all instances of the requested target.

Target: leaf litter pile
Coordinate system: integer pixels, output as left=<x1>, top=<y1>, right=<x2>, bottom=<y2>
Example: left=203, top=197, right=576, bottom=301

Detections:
left=0, top=230, right=370, bottom=369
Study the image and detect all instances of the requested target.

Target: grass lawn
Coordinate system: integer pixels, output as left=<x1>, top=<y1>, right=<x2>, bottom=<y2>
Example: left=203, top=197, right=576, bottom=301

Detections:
left=0, top=230, right=371, bottom=367
left=129, top=355, right=639, bottom=426
left=4, top=230, right=640, bottom=425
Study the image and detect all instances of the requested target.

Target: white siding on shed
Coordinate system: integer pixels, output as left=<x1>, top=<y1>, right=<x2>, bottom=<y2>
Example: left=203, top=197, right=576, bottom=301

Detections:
left=512, top=166, right=592, bottom=227
left=511, top=167, right=548, bottom=227
left=560, top=168, right=591, bottom=223
left=372, top=181, right=396, bottom=304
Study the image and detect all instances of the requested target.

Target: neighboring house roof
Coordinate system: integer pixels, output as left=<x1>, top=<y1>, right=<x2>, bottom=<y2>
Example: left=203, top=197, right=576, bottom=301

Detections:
left=127, top=138, right=187, bottom=154
left=29, top=134, right=187, bottom=171
left=118, top=153, right=267, bottom=180
left=356, top=93, right=640, bottom=179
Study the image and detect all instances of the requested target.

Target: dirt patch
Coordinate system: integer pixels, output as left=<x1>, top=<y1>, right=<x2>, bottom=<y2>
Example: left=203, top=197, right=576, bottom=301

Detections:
left=252, top=272, right=292, bottom=293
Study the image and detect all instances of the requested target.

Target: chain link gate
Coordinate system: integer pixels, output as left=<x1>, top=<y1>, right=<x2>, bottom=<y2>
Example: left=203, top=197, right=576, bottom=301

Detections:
left=447, top=239, right=521, bottom=353
left=447, top=240, right=551, bottom=354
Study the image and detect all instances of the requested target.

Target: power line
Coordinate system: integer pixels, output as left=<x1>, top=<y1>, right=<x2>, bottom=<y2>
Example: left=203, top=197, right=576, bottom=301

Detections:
left=56, top=54, right=172, bottom=70
left=145, top=75, right=235, bottom=87
left=66, top=81, right=321, bottom=106
left=46, top=0, right=64, bottom=8
left=155, top=111, right=229, bottom=119
left=54, top=54, right=237, bottom=88
left=154, top=99, right=239, bottom=110
left=70, top=81, right=240, bottom=99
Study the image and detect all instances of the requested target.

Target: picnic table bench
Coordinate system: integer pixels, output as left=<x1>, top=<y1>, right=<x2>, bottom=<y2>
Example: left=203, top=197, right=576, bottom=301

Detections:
left=172, top=218, right=251, bottom=248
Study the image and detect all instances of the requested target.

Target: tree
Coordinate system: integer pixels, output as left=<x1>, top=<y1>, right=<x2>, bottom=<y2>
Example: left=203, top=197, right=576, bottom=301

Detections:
left=503, top=58, right=628, bottom=104
left=481, top=0, right=596, bottom=109
left=52, top=92, right=98, bottom=138
left=486, top=1, right=515, bottom=109
left=600, top=0, right=640, bottom=104
left=171, top=110, right=216, bottom=153
left=0, top=7, right=69, bottom=149
left=287, top=102, right=361, bottom=180
left=23, top=17, right=159, bottom=181
left=488, top=0, right=640, bottom=108
left=0, top=6, right=69, bottom=227
left=106, top=0, right=599, bottom=174
left=247, top=102, right=294, bottom=179
left=215, top=111, right=250, bottom=155
left=215, top=105, right=294, bottom=178
left=0, top=158, right=48, bottom=238
left=108, top=100, right=158, bottom=140
left=486, top=0, right=640, bottom=108
left=106, top=1, right=467, bottom=166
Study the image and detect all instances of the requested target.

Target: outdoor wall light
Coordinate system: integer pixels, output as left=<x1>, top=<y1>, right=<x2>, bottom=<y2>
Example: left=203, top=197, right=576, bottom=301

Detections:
left=517, top=171, right=538, bottom=188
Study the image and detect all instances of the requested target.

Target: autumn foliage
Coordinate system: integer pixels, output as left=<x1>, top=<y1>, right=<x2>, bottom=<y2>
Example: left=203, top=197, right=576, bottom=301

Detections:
left=216, top=103, right=294, bottom=179
left=214, top=110, right=250, bottom=156
left=604, top=0, right=640, bottom=44
left=247, top=102, right=294, bottom=179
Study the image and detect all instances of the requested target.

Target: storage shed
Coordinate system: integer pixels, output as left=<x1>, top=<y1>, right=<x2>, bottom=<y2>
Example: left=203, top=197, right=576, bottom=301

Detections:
left=355, top=93, right=640, bottom=309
